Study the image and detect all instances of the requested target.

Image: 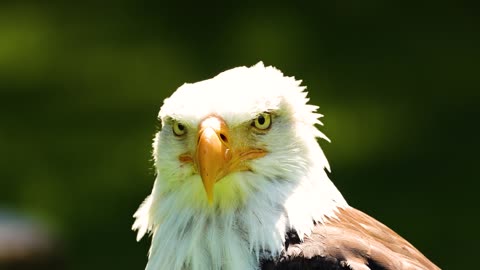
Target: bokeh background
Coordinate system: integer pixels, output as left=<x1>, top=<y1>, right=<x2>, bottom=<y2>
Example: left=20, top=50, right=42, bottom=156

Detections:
left=1, top=2, right=478, bottom=269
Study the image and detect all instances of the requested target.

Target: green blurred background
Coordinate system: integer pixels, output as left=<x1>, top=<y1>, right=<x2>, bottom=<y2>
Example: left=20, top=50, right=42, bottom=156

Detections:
left=0, top=2, right=478, bottom=269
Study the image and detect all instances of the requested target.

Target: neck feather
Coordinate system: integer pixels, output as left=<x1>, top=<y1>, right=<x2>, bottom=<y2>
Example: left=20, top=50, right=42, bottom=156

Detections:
left=133, top=149, right=347, bottom=270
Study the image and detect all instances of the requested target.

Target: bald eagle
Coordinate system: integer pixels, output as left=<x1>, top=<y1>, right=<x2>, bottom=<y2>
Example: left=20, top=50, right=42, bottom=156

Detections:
left=133, top=63, right=439, bottom=270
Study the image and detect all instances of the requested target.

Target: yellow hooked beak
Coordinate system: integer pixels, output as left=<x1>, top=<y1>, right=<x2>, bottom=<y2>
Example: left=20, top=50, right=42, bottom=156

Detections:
left=194, top=116, right=267, bottom=204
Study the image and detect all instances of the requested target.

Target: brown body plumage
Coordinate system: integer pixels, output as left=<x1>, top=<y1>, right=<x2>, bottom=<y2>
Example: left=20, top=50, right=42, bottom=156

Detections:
left=262, top=207, right=439, bottom=269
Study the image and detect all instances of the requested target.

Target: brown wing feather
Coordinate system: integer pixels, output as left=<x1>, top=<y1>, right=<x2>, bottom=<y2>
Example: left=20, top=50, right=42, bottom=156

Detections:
left=261, top=207, right=440, bottom=270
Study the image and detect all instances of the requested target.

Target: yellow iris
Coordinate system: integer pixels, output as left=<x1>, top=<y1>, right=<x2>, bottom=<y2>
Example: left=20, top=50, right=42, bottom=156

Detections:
left=253, top=113, right=272, bottom=130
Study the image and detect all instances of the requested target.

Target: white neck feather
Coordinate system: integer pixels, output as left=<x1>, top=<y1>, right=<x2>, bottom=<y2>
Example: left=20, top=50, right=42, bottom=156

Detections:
left=133, top=135, right=348, bottom=270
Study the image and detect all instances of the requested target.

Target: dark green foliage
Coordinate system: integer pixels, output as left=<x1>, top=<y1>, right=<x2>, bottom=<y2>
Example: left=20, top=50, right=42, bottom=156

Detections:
left=0, top=2, right=478, bottom=269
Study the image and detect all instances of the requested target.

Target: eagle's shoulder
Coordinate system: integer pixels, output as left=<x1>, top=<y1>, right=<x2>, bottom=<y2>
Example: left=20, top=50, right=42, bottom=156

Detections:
left=260, top=207, right=439, bottom=270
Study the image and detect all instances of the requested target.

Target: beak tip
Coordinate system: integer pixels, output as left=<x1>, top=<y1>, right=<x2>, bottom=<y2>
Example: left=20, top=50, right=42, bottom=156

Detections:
left=207, top=194, right=214, bottom=205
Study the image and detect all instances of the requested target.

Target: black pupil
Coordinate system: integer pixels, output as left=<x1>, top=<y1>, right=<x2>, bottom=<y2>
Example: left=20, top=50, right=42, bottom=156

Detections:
left=257, top=115, right=265, bottom=125
left=177, top=124, right=184, bottom=130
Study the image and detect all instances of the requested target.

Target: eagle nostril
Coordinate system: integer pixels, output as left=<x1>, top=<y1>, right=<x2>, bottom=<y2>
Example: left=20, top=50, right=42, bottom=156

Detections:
left=219, top=133, right=228, bottom=144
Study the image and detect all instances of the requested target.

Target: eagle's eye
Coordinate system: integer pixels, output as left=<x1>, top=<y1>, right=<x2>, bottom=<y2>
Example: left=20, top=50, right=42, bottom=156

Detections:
left=252, top=112, right=272, bottom=130
left=172, top=121, right=187, bottom=136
